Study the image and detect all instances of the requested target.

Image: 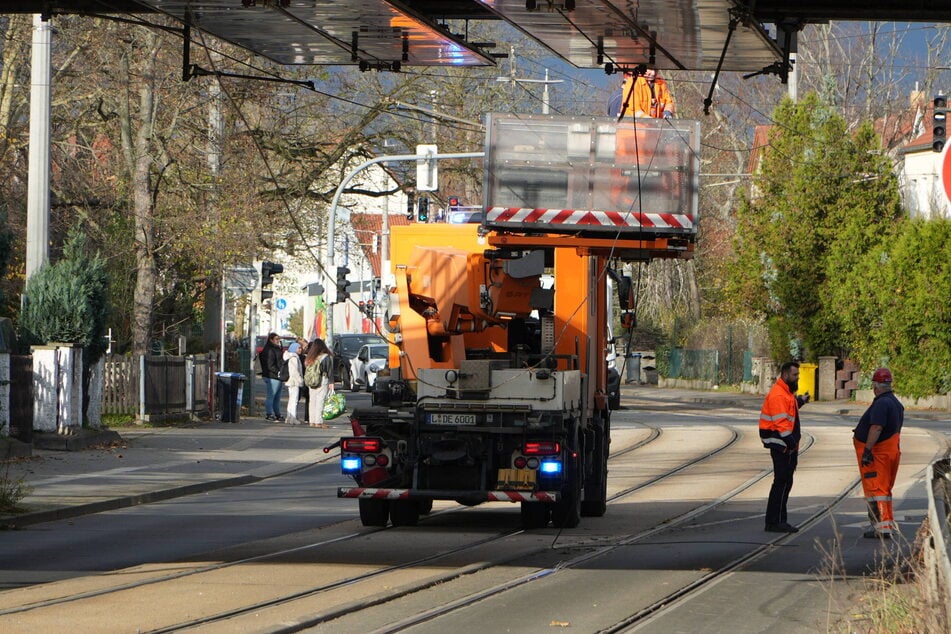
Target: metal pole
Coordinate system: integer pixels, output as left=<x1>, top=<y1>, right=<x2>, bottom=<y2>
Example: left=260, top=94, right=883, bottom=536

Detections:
left=325, top=151, right=484, bottom=342
left=220, top=273, right=227, bottom=372
left=543, top=69, right=550, bottom=115
left=26, top=14, right=51, bottom=282
left=788, top=52, right=799, bottom=102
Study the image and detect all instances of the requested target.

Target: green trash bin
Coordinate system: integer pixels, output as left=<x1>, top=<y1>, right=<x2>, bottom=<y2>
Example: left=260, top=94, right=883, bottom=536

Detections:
left=216, top=372, right=246, bottom=423
left=798, top=363, right=817, bottom=399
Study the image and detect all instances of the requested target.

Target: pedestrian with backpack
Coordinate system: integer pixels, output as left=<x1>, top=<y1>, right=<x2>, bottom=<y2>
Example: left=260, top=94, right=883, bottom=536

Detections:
left=296, top=337, right=311, bottom=423
left=283, top=342, right=305, bottom=425
left=303, top=338, right=334, bottom=428
left=260, top=332, right=285, bottom=422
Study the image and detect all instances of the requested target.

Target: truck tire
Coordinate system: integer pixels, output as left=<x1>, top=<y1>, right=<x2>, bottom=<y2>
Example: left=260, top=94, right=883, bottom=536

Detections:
left=581, top=414, right=610, bottom=517
left=520, top=502, right=550, bottom=529
left=552, top=423, right=583, bottom=528
left=359, top=498, right=389, bottom=527
left=390, top=499, right=419, bottom=526
left=340, top=365, right=352, bottom=391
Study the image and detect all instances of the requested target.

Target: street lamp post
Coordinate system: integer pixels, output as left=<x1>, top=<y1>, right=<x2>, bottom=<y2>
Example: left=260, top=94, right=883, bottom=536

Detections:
left=324, top=151, right=484, bottom=342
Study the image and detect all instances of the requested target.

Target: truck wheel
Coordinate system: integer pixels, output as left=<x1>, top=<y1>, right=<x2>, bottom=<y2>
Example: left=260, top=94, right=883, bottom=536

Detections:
left=520, top=502, right=550, bottom=529
left=341, top=366, right=352, bottom=391
left=582, top=414, right=610, bottom=517
left=390, top=500, right=419, bottom=526
left=359, top=498, right=389, bottom=527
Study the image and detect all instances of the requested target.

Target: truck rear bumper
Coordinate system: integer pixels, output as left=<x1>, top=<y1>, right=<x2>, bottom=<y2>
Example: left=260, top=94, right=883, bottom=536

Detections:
left=337, top=487, right=560, bottom=503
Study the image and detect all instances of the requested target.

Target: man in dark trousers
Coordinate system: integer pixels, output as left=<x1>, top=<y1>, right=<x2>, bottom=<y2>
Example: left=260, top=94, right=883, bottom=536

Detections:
left=759, top=361, right=810, bottom=533
left=853, top=367, right=904, bottom=539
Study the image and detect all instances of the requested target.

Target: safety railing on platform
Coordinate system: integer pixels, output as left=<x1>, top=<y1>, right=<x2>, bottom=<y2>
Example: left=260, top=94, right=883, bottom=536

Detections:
left=923, top=456, right=951, bottom=630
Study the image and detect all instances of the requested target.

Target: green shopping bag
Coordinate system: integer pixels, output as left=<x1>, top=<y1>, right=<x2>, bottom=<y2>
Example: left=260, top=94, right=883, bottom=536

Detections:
left=322, top=392, right=346, bottom=421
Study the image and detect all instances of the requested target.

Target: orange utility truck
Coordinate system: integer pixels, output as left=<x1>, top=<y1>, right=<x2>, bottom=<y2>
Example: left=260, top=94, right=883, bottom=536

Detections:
left=338, top=114, right=699, bottom=528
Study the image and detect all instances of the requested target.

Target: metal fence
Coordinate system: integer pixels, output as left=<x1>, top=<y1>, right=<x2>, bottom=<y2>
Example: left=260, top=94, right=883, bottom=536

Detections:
left=658, top=347, right=755, bottom=385
left=662, top=348, right=719, bottom=382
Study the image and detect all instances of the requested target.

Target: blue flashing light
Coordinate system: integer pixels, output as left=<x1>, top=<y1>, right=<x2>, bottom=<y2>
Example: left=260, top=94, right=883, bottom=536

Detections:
left=540, top=460, right=562, bottom=475
left=341, top=457, right=362, bottom=472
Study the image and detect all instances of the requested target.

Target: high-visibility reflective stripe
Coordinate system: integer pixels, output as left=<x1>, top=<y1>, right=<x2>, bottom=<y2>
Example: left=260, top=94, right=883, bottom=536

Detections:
left=762, top=438, right=786, bottom=448
left=866, top=495, right=891, bottom=502
left=759, top=412, right=796, bottom=421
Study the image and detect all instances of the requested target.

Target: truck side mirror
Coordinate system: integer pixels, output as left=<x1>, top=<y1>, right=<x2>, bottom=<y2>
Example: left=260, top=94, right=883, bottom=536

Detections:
left=617, top=275, right=634, bottom=311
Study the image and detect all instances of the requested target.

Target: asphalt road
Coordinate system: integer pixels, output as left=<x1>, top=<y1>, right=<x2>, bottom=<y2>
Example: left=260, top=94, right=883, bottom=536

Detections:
left=0, top=394, right=944, bottom=633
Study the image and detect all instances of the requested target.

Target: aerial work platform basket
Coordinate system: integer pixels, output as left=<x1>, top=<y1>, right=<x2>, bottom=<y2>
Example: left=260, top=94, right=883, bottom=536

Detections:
left=482, top=114, right=700, bottom=257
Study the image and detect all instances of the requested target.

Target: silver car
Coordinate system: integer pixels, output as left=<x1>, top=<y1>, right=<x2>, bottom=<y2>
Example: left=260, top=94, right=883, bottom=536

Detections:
left=350, top=343, right=390, bottom=391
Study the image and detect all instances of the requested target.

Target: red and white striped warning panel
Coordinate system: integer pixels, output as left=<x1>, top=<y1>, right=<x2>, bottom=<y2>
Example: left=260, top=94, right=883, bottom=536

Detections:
left=486, top=490, right=558, bottom=503
left=486, top=207, right=694, bottom=232
left=338, top=488, right=410, bottom=500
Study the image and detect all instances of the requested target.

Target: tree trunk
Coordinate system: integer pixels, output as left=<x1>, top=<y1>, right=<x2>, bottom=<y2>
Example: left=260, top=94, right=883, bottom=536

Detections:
left=0, top=16, right=30, bottom=162
left=118, top=32, right=159, bottom=356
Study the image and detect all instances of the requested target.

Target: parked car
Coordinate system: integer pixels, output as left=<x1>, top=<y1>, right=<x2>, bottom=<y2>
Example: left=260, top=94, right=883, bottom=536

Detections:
left=254, top=334, right=296, bottom=356
left=351, top=343, right=390, bottom=392
left=331, top=333, right=387, bottom=390
left=607, top=351, right=621, bottom=410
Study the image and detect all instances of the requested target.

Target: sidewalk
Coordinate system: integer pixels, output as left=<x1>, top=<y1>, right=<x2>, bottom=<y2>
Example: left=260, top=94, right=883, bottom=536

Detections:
left=0, top=415, right=348, bottom=528
left=1, top=385, right=945, bottom=529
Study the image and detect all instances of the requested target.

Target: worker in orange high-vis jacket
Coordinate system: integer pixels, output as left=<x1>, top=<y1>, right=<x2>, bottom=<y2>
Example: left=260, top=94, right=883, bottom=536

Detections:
left=759, top=361, right=810, bottom=533
left=853, top=367, right=904, bottom=539
left=619, top=68, right=676, bottom=119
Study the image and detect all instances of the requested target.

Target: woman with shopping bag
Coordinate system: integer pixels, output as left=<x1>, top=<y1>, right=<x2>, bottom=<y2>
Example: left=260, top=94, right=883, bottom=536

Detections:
left=303, top=338, right=336, bottom=428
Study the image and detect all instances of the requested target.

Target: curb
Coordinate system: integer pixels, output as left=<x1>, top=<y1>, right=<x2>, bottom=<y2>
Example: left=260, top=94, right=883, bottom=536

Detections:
left=0, top=475, right=258, bottom=530
left=31, top=429, right=123, bottom=451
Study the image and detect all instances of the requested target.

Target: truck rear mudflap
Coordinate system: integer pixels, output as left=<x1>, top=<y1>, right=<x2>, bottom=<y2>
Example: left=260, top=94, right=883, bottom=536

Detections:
left=337, top=487, right=560, bottom=504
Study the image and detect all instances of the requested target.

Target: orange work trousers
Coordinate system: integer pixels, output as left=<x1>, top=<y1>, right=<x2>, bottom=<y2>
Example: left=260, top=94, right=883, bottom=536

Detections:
left=853, top=434, right=901, bottom=534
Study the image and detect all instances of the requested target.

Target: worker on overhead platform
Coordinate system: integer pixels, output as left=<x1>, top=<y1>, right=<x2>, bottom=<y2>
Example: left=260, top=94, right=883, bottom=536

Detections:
left=618, top=67, right=676, bottom=119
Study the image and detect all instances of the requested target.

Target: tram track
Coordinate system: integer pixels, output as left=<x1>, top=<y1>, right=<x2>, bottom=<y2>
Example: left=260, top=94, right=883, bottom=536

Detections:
left=361, top=427, right=801, bottom=634
left=0, top=424, right=670, bottom=626
left=3, top=419, right=789, bottom=634
left=150, top=425, right=743, bottom=632
left=604, top=474, right=861, bottom=633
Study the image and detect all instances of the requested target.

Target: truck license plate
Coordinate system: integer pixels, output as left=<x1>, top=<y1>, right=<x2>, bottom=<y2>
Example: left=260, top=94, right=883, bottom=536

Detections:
left=428, top=413, right=477, bottom=425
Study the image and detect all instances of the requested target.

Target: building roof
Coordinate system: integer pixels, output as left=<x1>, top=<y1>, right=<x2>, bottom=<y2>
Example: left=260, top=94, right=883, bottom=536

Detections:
left=349, top=212, right=412, bottom=278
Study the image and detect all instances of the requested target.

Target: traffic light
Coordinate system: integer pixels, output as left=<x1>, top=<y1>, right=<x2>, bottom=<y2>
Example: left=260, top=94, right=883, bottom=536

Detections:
left=448, top=196, right=460, bottom=211
left=934, top=95, right=947, bottom=153
left=357, top=299, right=375, bottom=316
left=418, top=196, right=429, bottom=223
left=335, top=266, right=351, bottom=303
left=406, top=191, right=415, bottom=221
left=260, top=261, right=283, bottom=301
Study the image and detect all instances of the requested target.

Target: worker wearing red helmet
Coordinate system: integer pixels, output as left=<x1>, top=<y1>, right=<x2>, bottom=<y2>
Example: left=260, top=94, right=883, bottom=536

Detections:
left=853, top=367, right=904, bottom=539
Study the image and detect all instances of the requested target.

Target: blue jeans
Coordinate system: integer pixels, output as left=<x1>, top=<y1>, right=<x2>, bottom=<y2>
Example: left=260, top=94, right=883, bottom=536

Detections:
left=263, top=377, right=283, bottom=417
